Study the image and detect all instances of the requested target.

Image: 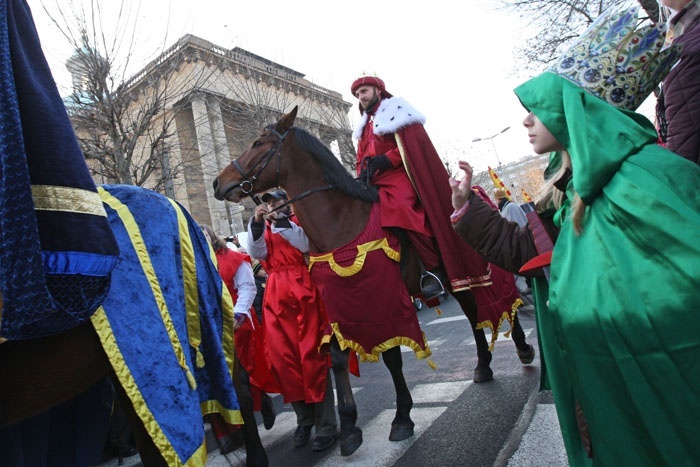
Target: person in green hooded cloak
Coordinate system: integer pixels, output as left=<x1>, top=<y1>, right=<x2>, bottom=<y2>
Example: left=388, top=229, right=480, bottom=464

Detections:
left=448, top=6, right=700, bottom=466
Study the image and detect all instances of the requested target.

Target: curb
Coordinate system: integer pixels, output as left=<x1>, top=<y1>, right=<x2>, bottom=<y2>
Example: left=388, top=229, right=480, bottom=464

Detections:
left=492, top=381, right=540, bottom=467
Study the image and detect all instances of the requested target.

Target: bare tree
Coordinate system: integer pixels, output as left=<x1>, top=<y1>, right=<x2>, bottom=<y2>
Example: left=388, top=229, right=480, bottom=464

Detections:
left=210, top=49, right=356, bottom=170
left=499, top=0, right=662, bottom=72
left=41, top=0, right=217, bottom=191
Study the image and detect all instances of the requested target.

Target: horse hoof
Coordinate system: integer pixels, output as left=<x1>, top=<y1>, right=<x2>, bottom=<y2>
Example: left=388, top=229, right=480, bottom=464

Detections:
left=388, top=423, right=414, bottom=441
left=517, top=344, right=535, bottom=364
left=340, top=428, right=363, bottom=456
left=473, top=367, right=493, bottom=383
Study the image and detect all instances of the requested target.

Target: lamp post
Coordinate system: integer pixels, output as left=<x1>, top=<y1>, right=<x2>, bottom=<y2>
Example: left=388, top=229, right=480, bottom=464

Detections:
left=472, top=126, right=510, bottom=167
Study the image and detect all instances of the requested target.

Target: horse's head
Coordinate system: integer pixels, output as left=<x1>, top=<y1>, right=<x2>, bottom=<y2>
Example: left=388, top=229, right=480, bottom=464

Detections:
left=213, top=106, right=298, bottom=202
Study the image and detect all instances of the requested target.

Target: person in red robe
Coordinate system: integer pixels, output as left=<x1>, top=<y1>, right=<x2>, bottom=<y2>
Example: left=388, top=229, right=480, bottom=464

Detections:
left=200, top=225, right=279, bottom=454
left=246, top=190, right=338, bottom=452
left=351, top=76, right=534, bottom=371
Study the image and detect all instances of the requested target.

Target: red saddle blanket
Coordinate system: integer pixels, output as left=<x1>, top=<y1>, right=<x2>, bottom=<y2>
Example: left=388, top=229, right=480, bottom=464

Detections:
left=308, top=203, right=431, bottom=363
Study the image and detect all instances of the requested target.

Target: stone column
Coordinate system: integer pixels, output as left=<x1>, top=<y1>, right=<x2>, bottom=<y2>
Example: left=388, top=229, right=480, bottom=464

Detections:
left=191, top=96, right=228, bottom=232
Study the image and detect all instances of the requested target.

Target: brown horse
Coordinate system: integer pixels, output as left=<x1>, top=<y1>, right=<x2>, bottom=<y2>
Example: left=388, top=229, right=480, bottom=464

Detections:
left=212, top=107, right=533, bottom=457
left=0, top=185, right=268, bottom=467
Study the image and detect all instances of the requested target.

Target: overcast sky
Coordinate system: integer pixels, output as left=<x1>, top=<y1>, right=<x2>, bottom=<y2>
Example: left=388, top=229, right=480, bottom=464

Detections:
left=28, top=0, right=564, bottom=173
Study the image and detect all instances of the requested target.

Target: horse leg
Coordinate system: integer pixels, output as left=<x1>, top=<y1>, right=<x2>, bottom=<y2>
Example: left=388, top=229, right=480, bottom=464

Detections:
left=510, top=314, right=535, bottom=364
left=382, top=346, right=414, bottom=441
left=452, top=290, right=494, bottom=383
left=233, top=359, right=268, bottom=467
left=330, top=338, right=362, bottom=456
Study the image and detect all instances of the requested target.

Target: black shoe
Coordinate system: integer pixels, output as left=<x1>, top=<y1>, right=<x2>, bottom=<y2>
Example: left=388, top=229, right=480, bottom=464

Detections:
left=293, top=425, right=312, bottom=448
left=261, top=394, right=276, bottom=430
left=517, top=344, right=536, bottom=364
left=312, top=433, right=337, bottom=451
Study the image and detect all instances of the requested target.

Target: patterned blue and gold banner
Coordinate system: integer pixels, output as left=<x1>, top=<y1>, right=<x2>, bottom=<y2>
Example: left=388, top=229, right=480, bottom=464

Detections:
left=93, top=185, right=240, bottom=466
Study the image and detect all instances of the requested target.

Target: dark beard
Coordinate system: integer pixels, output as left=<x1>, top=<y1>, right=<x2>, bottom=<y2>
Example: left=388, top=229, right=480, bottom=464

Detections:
left=364, top=93, right=381, bottom=115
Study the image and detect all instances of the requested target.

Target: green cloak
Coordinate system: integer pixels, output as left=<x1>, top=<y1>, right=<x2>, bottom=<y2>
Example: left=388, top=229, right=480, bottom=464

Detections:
left=515, top=72, right=700, bottom=466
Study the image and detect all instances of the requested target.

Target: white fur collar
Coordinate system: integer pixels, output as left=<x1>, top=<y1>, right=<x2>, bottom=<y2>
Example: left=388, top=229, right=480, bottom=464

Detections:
left=352, top=97, right=426, bottom=139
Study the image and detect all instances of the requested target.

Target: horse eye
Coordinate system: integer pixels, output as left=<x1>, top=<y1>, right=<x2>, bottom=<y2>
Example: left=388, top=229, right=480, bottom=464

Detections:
left=252, top=141, right=262, bottom=147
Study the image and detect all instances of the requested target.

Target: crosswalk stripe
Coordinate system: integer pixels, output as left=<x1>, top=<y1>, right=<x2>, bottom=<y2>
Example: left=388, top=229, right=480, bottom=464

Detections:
left=411, top=381, right=471, bottom=403
left=463, top=328, right=533, bottom=347
left=316, top=407, right=447, bottom=467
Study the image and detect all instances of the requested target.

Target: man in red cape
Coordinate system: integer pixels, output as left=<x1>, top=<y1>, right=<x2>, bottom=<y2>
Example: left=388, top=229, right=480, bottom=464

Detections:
left=351, top=76, right=534, bottom=369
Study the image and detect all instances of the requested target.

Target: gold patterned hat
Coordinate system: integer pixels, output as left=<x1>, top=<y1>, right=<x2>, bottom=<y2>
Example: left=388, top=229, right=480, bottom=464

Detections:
left=547, top=6, right=681, bottom=110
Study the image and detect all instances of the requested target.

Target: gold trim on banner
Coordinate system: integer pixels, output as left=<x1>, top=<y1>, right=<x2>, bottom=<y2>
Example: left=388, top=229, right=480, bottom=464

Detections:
left=91, top=307, right=190, bottom=467
left=98, top=187, right=197, bottom=390
left=168, top=198, right=205, bottom=369
left=31, top=185, right=107, bottom=216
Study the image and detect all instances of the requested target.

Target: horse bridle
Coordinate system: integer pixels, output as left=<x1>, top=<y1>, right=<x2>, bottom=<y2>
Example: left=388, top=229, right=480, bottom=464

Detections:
left=228, top=126, right=336, bottom=211
left=229, top=127, right=288, bottom=204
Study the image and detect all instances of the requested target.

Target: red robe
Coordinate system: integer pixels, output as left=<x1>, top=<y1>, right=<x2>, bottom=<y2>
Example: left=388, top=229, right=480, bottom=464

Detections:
left=215, top=248, right=279, bottom=397
left=355, top=97, right=522, bottom=336
left=260, top=218, right=332, bottom=404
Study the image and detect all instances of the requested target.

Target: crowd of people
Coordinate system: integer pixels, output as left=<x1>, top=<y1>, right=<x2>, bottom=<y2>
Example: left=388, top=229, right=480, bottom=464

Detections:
left=206, top=4, right=698, bottom=467
left=83, top=2, right=700, bottom=465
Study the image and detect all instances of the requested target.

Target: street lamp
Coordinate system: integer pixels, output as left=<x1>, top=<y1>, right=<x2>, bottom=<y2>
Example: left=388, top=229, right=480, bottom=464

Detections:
left=472, top=126, right=510, bottom=167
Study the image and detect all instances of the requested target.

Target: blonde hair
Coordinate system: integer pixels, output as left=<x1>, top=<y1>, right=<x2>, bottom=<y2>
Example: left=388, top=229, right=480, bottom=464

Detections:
left=534, top=151, right=585, bottom=234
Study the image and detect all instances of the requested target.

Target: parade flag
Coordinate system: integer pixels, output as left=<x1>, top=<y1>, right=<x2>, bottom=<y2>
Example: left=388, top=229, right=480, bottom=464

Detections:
left=488, top=166, right=513, bottom=201
left=521, top=189, right=533, bottom=203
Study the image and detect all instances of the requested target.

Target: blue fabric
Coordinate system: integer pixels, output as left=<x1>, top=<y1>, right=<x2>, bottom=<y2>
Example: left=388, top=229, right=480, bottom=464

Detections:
left=97, top=185, right=239, bottom=465
left=0, top=0, right=119, bottom=339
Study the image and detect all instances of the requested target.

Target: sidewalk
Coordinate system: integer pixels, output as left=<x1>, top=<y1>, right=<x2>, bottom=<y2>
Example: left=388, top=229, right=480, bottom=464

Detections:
left=497, top=388, right=568, bottom=467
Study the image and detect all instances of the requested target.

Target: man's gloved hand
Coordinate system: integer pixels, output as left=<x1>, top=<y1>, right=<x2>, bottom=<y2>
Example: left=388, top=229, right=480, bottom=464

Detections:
left=359, top=154, right=392, bottom=183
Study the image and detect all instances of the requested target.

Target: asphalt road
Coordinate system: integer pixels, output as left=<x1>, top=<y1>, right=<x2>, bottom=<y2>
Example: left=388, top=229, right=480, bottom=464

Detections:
left=100, top=295, right=568, bottom=467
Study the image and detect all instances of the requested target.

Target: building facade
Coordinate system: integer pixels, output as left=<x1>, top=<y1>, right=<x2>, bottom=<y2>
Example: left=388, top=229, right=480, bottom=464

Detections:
left=67, top=35, right=353, bottom=238
left=471, top=154, right=550, bottom=204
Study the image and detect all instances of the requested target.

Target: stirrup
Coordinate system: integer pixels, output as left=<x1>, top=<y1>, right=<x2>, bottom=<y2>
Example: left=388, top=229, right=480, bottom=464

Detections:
left=419, top=270, right=447, bottom=302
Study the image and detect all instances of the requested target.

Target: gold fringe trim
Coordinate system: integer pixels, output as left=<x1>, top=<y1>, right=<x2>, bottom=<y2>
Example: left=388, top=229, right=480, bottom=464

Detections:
left=475, top=298, right=524, bottom=351
left=308, top=238, right=400, bottom=277
left=329, top=322, right=432, bottom=363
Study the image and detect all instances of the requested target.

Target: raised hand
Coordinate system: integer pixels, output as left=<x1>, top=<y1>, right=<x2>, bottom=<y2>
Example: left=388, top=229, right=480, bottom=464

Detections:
left=448, top=161, right=474, bottom=211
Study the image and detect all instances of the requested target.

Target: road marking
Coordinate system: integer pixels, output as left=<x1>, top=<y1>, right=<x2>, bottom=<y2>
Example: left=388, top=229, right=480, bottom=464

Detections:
left=411, top=381, right=471, bottom=403
left=317, top=407, right=447, bottom=467
left=464, top=328, right=533, bottom=347
left=427, top=315, right=466, bottom=325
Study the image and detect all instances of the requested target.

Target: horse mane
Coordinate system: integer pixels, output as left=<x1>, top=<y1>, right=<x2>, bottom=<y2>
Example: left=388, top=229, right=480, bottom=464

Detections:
left=280, top=125, right=378, bottom=203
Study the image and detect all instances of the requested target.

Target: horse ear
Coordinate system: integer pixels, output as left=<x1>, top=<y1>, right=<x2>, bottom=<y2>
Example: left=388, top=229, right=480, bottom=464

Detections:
left=277, top=106, right=298, bottom=133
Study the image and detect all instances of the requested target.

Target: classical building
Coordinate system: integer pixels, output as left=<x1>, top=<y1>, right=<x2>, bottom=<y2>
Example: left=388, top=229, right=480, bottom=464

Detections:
left=66, top=35, right=353, bottom=237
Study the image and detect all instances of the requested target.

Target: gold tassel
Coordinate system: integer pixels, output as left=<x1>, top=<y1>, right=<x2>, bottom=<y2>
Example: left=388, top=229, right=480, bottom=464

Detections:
left=435, top=307, right=442, bottom=315
left=195, top=349, right=205, bottom=368
left=186, top=369, right=197, bottom=390
left=427, top=359, right=437, bottom=370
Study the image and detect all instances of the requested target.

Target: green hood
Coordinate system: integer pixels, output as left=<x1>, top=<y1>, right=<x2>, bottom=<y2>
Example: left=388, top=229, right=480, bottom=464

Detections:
left=514, top=72, right=658, bottom=204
